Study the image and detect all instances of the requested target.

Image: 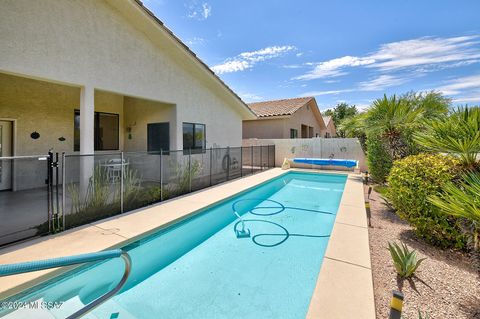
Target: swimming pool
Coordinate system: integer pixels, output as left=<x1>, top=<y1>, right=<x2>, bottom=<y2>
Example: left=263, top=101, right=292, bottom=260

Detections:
left=2, top=171, right=347, bottom=319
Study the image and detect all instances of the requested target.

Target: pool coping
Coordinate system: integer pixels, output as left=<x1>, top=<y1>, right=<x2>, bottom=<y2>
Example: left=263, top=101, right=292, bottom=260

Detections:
left=0, top=168, right=374, bottom=319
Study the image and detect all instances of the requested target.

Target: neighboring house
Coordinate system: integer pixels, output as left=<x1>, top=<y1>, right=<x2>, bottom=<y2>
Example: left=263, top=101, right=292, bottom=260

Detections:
left=322, top=116, right=337, bottom=138
left=0, top=0, right=255, bottom=159
left=242, top=97, right=327, bottom=139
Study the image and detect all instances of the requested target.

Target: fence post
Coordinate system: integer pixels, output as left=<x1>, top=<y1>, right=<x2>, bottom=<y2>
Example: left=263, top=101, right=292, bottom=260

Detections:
left=120, top=152, right=124, bottom=213
left=209, top=147, right=213, bottom=186
left=251, top=146, right=253, bottom=175
left=61, top=152, right=66, bottom=230
left=240, top=146, right=243, bottom=177
left=273, top=145, right=276, bottom=168
left=55, top=152, right=60, bottom=231
left=188, top=148, right=192, bottom=193
left=226, top=147, right=230, bottom=181
left=267, top=145, right=270, bottom=169
left=160, top=149, right=163, bottom=201
left=260, top=145, right=263, bottom=170
left=47, top=151, right=53, bottom=233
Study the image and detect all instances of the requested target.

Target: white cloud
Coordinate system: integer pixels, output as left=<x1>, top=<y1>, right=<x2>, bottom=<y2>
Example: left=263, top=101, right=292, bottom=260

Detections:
left=186, top=37, right=205, bottom=46
left=300, top=74, right=409, bottom=98
left=369, top=36, right=480, bottom=71
left=212, top=60, right=250, bottom=74
left=452, top=96, right=480, bottom=103
left=436, top=74, right=480, bottom=96
left=239, top=92, right=263, bottom=102
left=201, top=3, right=211, bottom=19
left=294, top=56, right=375, bottom=80
left=358, top=74, right=410, bottom=91
left=211, top=45, right=296, bottom=74
left=300, top=89, right=354, bottom=97
left=187, top=1, right=211, bottom=20
left=355, top=103, right=371, bottom=111
left=294, top=35, right=480, bottom=80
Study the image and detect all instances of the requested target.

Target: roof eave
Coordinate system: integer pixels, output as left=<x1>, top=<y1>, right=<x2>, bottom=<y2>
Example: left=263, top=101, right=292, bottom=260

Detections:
left=105, top=0, right=256, bottom=120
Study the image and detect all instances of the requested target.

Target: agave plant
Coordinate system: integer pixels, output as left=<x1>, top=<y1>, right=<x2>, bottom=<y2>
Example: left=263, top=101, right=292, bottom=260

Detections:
left=388, top=242, right=426, bottom=278
left=417, top=310, right=430, bottom=319
left=415, top=106, right=480, bottom=169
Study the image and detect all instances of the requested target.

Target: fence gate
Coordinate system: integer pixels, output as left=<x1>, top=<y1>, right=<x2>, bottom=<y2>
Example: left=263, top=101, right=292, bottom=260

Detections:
left=47, top=151, right=64, bottom=233
left=0, top=154, right=51, bottom=246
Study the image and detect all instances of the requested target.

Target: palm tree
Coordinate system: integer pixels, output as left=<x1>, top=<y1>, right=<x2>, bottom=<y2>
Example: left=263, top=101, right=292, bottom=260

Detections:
left=363, top=94, right=424, bottom=159
left=430, top=172, right=480, bottom=250
left=337, top=113, right=366, bottom=138
left=414, top=106, right=480, bottom=169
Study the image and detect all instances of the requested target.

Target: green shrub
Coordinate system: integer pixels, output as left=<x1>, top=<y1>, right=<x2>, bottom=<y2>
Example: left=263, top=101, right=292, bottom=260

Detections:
left=366, top=131, right=393, bottom=183
left=386, top=153, right=467, bottom=249
left=388, top=242, right=425, bottom=278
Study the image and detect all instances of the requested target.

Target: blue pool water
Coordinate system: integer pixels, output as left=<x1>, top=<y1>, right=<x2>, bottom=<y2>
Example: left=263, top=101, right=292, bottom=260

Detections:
left=2, top=172, right=347, bottom=319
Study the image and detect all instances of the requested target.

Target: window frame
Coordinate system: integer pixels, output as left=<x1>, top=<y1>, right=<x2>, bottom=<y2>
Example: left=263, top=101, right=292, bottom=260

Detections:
left=290, top=128, right=298, bottom=139
left=74, top=110, right=120, bottom=152
left=182, top=122, right=206, bottom=154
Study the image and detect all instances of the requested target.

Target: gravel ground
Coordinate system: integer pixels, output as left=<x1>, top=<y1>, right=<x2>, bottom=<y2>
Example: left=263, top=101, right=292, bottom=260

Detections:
left=366, top=186, right=480, bottom=319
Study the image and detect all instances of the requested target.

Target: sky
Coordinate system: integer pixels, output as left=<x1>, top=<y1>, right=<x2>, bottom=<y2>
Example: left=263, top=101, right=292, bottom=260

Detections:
left=142, top=0, right=480, bottom=111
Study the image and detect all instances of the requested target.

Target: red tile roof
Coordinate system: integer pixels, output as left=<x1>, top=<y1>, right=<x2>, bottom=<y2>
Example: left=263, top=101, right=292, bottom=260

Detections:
left=248, top=97, right=314, bottom=117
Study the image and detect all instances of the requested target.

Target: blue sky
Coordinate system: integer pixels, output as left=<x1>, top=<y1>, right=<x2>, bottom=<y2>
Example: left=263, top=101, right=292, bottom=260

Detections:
left=143, top=0, right=480, bottom=110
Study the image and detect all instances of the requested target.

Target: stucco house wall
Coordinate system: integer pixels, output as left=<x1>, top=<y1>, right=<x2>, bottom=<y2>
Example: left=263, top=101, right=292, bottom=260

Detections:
left=242, top=118, right=287, bottom=139
left=0, top=0, right=253, bottom=156
left=242, top=100, right=326, bottom=139
left=325, top=121, right=337, bottom=137
left=283, top=101, right=325, bottom=138
left=0, top=74, right=130, bottom=155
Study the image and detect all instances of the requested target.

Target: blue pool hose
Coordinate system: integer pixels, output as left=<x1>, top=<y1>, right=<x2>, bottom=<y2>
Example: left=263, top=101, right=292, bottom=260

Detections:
left=232, top=199, right=333, bottom=247
left=0, top=249, right=124, bottom=277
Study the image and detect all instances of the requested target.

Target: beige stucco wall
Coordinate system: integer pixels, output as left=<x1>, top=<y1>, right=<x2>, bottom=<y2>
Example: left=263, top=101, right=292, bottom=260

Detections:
left=325, top=121, right=337, bottom=137
left=123, top=97, right=175, bottom=152
left=242, top=101, right=326, bottom=139
left=0, top=0, right=249, bottom=151
left=242, top=118, right=286, bottom=139
left=243, top=138, right=367, bottom=171
left=0, top=73, right=79, bottom=155
left=284, top=101, right=325, bottom=138
left=0, top=74, right=128, bottom=155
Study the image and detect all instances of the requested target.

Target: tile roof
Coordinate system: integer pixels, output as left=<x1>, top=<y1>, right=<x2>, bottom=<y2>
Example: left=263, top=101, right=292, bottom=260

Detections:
left=248, top=97, right=314, bottom=117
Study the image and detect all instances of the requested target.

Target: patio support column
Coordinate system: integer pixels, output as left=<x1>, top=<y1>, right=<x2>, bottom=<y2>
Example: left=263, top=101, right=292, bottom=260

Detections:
left=80, top=86, right=95, bottom=154
left=79, top=86, right=95, bottom=199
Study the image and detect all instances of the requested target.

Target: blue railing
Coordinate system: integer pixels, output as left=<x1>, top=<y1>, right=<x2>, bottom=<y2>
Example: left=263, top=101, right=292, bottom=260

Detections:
left=0, top=249, right=131, bottom=319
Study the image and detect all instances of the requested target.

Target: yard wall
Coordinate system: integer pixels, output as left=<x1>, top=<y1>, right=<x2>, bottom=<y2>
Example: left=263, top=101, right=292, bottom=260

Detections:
left=242, top=138, right=367, bottom=171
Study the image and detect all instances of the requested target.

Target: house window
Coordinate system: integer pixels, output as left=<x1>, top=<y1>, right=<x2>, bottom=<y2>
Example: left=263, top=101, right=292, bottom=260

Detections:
left=148, top=122, right=170, bottom=153
left=325, top=132, right=331, bottom=138
left=183, top=122, right=206, bottom=153
left=290, top=129, right=298, bottom=139
left=74, top=110, right=119, bottom=151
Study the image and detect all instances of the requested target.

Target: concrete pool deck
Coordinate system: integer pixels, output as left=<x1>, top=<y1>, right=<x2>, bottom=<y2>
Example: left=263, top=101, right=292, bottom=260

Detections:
left=0, top=168, right=374, bottom=318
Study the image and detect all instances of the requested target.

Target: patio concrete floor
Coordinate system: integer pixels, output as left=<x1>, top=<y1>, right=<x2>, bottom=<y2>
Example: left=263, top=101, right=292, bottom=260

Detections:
left=0, top=187, right=50, bottom=246
left=0, top=168, right=374, bottom=319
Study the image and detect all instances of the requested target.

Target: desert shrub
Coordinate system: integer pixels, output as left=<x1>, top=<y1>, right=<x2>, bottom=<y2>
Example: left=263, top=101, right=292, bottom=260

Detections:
left=366, top=132, right=393, bottom=183
left=386, top=153, right=467, bottom=249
